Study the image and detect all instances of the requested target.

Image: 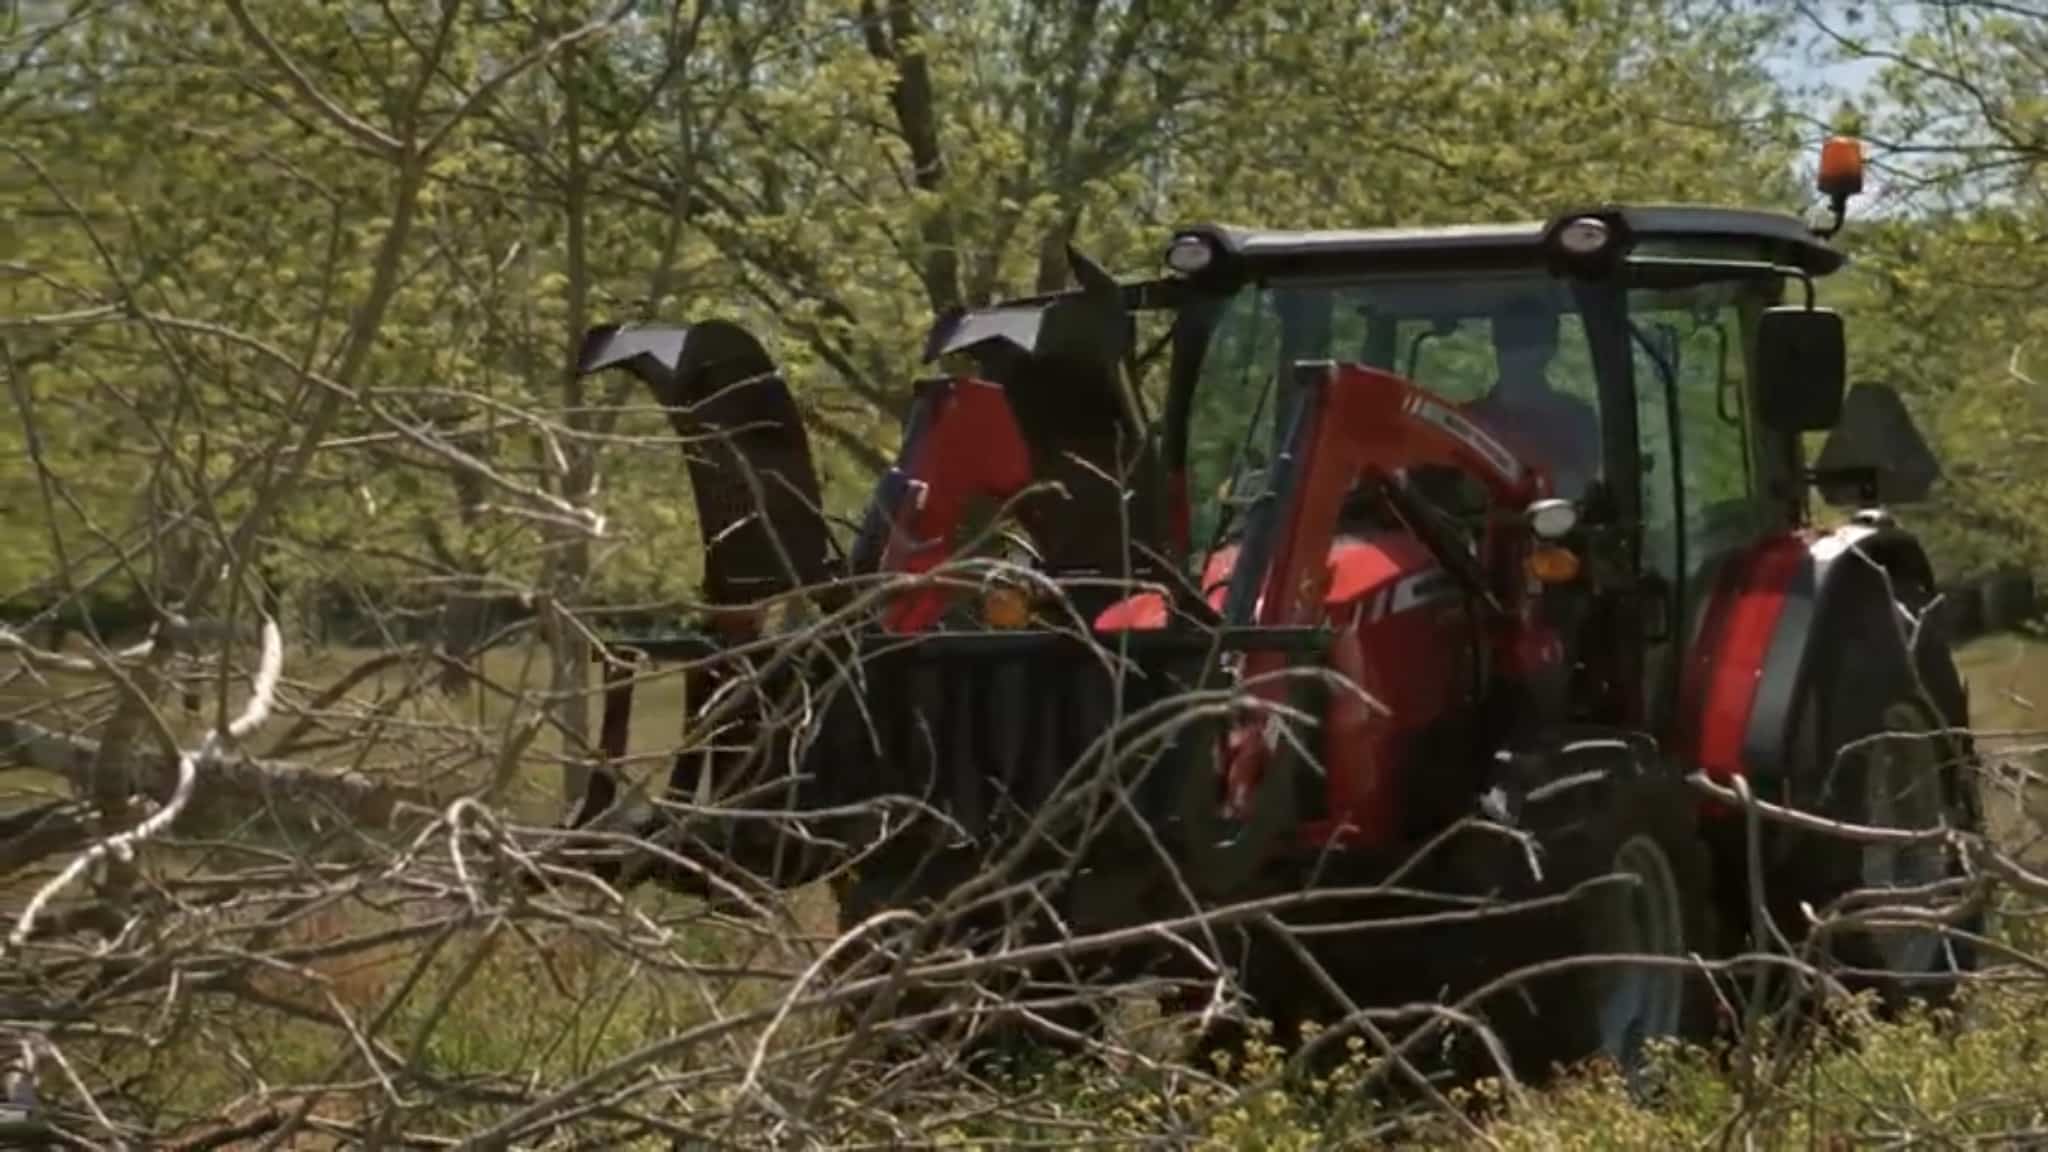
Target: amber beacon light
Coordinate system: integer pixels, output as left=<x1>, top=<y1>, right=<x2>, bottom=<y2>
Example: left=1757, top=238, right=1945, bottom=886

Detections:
left=1818, top=135, right=1865, bottom=200
left=1812, top=134, right=1866, bottom=239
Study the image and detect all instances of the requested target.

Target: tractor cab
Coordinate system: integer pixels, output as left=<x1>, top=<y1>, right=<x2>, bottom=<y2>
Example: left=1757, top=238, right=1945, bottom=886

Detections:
left=1142, top=206, right=1882, bottom=743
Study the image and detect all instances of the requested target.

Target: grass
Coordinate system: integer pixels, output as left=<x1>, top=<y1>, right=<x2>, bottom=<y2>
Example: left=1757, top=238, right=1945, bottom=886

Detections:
left=1956, top=627, right=2048, bottom=865
left=1, top=633, right=699, bottom=826
left=5, top=626, right=2048, bottom=1146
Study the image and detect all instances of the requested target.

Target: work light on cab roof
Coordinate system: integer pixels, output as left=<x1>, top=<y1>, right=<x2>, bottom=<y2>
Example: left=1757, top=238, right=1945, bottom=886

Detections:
left=1553, top=216, right=1611, bottom=256
left=1164, top=233, right=1215, bottom=274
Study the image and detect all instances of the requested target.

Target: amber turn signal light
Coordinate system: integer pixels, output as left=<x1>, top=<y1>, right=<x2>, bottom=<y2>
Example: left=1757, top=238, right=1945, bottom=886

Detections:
left=982, top=584, right=1033, bottom=629
left=1526, top=545, right=1581, bottom=584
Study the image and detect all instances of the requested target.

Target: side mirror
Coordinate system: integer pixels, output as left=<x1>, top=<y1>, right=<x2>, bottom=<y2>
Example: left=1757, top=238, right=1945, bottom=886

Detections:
left=1754, top=306, right=1846, bottom=432
left=1811, top=382, right=1940, bottom=507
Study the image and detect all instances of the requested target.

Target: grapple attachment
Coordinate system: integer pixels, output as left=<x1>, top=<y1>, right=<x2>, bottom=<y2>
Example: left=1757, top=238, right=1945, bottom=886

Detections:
left=919, top=247, right=1164, bottom=583
left=566, top=266, right=1206, bottom=904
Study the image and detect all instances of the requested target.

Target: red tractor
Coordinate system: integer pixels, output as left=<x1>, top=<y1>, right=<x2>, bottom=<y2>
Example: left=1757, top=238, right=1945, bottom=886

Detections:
left=568, top=140, right=1984, bottom=1083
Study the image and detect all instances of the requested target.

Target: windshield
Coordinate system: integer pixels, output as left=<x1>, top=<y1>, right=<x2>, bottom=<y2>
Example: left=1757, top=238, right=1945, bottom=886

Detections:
left=1178, top=271, right=1607, bottom=558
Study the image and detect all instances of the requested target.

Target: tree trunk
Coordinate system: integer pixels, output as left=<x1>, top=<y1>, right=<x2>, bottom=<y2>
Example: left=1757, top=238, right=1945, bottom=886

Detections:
left=551, top=37, right=595, bottom=810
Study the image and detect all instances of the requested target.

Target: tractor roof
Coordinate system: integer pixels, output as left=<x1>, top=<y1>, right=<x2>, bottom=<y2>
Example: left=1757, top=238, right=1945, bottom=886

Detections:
left=1174, top=205, right=1846, bottom=279
left=923, top=205, right=1842, bottom=365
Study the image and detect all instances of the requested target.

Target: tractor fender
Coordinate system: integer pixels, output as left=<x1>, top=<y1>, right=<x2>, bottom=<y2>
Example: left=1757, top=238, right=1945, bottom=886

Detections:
left=1684, top=517, right=1938, bottom=791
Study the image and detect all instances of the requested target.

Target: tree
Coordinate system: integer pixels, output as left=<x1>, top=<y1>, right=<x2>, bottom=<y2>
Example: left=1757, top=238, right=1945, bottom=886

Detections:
left=1801, top=0, right=2048, bottom=578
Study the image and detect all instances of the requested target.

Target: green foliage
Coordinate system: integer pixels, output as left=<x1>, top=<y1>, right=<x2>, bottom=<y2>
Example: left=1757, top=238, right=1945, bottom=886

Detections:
left=1823, top=208, right=2048, bottom=581
left=0, top=0, right=2040, bottom=656
left=2, top=0, right=1829, bottom=618
left=1811, top=2, right=2048, bottom=581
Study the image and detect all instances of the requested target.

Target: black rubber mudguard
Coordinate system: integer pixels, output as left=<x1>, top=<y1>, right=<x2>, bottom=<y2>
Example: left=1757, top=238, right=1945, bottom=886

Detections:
left=1741, top=520, right=1940, bottom=791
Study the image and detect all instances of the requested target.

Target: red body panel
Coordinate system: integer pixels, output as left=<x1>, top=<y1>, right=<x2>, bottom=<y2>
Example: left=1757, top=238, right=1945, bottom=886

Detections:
left=1679, top=532, right=1810, bottom=784
left=1218, top=364, right=1541, bottom=833
left=1097, top=364, right=1547, bottom=849
left=1093, top=532, right=1467, bottom=847
left=874, top=377, right=1036, bottom=632
left=1309, top=539, right=1469, bottom=845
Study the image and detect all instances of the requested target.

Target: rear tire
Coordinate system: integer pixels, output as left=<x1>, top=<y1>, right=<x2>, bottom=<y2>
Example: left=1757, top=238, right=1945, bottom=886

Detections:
left=1764, top=566, right=1984, bottom=1011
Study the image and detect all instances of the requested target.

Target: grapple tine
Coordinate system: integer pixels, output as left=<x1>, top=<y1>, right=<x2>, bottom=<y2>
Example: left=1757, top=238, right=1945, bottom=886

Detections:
left=574, top=319, right=838, bottom=615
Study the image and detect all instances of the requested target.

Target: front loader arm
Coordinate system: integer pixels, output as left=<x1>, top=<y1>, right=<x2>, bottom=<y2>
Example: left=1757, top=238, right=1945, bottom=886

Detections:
left=1233, top=361, right=1545, bottom=631
left=1222, top=361, right=1547, bottom=816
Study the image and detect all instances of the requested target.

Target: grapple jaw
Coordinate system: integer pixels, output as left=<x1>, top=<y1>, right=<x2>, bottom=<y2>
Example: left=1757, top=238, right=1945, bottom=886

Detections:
left=575, top=319, right=839, bottom=615
left=922, top=244, right=1132, bottom=366
left=917, top=251, right=1169, bottom=584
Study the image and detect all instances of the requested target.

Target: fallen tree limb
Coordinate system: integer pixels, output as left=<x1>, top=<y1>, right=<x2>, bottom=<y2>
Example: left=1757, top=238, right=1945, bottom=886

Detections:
left=1, top=716, right=434, bottom=833
left=0, top=801, right=93, bottom=881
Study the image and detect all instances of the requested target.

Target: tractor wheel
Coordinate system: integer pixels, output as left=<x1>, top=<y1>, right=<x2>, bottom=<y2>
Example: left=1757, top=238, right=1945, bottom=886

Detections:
left=1484, top=759, right=1720, bottom=1090
left=1765, top=567, right=1984, bottom=1010
left=1179, top=762, right=1717, bottom=1094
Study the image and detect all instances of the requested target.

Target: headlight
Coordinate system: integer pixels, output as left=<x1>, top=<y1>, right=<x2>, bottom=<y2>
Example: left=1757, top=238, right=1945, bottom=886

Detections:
left=1555, top=217, right=1611, bottom=257
left=1165, top=234, right=1215, bottom=275
left=1526, top=497, right=1579, bottom=540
